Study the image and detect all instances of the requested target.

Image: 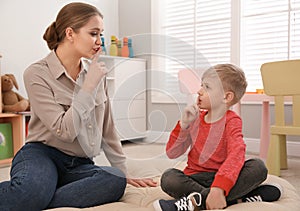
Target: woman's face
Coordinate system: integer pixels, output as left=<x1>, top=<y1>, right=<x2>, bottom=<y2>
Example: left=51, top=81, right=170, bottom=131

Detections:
left=73, top=15, right=104, bottom=59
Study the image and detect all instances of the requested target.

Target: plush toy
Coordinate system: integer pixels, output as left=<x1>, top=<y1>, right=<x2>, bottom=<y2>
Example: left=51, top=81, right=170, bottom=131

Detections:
left=1, top=74, right=30, bottom=113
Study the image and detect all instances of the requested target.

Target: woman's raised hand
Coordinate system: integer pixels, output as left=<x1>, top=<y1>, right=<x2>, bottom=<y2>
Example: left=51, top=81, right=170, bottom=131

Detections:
left=82, top=50, right=108, bottom=93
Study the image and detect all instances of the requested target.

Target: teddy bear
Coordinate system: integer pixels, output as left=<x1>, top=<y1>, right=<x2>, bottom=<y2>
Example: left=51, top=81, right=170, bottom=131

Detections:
left=1, top=74, right=30, bottom=113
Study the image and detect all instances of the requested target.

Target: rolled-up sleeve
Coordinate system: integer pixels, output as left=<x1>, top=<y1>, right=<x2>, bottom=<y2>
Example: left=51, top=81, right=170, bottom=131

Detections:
left=73, top=89, right=102, bottom=157
left=101, top=86, right=127, bottom=174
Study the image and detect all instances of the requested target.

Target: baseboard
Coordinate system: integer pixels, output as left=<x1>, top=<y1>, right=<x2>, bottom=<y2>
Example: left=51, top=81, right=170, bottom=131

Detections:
left=144, top=131, right=300, bottom=158
left=143, top=130, right=170, bottom=144
left=244, top=138, right=300, bottom=158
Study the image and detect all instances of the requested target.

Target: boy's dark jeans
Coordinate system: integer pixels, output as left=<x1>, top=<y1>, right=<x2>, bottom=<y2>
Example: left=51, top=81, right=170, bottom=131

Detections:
left=161, top=158, right=267, bottom=208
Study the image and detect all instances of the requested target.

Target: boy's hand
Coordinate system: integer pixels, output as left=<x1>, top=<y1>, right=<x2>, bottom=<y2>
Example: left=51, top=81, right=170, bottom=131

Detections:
left=180, top=104, right=199, bottom=129
left=206, top=187, right=227, bottom=210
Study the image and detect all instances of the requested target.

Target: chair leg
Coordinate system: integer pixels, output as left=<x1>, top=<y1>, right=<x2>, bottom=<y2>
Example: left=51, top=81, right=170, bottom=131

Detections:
left=266, top=135, right=281, bottom=176
left=259, top=101, right=270, bottom=160
left=280, top=135, right=288, bottom=169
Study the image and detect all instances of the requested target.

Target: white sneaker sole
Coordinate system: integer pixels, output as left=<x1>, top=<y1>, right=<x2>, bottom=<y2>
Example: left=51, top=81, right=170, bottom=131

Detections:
left=153, top=200, right=163, bottom=211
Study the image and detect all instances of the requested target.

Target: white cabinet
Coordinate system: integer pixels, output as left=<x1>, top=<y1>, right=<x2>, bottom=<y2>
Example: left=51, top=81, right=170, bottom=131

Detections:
left=101, top=56, right=147, bottom=141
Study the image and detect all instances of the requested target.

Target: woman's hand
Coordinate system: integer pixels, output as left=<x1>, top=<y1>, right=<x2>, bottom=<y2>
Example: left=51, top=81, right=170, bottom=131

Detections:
left=82, top=50, right=107, bottom=93
left=127, top=178, right=158, bottom=187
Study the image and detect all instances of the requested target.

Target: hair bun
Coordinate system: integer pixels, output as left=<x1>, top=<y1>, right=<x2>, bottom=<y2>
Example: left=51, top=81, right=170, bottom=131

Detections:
left=43, top=21, right=59, bottom=50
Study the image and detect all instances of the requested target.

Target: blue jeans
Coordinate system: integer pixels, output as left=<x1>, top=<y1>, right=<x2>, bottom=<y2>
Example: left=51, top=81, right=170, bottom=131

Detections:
left=161, top=158, right=268, bottom=209
left=0, top=142, right=127, bottom=211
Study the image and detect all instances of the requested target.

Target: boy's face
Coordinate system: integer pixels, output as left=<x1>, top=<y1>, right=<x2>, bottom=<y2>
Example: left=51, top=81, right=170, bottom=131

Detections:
left=197, top=74, right=226, bottom=110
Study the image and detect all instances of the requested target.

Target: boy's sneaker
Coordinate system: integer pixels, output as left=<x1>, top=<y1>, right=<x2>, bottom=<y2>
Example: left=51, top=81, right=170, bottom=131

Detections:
left=242, top=183, right=283, bottom=203
left=153, top=192, right=202, bottom=211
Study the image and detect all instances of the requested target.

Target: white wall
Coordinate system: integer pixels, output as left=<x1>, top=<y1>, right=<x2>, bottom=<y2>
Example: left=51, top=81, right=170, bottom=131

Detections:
left=0, top=0, right=118, bottom=97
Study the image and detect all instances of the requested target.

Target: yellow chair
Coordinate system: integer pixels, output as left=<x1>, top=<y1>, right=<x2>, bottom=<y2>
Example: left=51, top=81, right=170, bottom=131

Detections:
left=260, top=59, right=300, bottom=176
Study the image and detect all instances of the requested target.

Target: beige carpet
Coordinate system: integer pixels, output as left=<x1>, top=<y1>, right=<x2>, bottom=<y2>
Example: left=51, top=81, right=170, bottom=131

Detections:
left=95, top=141, right=188, bottom=179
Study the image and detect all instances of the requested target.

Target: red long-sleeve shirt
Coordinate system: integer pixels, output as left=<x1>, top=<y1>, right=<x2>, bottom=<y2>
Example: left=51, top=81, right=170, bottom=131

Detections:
left=166, top=110, right=246, bottom=195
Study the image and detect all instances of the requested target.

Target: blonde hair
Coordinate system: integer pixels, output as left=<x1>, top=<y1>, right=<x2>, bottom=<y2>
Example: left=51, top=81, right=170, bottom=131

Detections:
left=43, top=2, right=103, bottom=50
left=202, top=64, right=248, bottom=105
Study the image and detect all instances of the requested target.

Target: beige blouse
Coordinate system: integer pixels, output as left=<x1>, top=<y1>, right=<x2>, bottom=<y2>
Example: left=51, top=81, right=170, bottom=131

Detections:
left=23, top=51, right=127, bottom=174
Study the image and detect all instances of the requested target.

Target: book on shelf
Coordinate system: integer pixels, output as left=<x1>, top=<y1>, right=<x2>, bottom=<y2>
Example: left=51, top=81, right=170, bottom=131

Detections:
left=0, top=123, right=13, bottom=160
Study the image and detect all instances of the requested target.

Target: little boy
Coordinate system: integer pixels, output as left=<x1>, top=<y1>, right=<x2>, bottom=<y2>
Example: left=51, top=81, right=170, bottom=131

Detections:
left=153, top=64, right=282, bottom=211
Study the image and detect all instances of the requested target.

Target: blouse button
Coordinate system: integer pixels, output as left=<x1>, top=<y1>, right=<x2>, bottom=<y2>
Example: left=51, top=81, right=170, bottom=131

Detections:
left=56, top=129, right=61, bottom=135
left=88, top=124, right=92, bottom=129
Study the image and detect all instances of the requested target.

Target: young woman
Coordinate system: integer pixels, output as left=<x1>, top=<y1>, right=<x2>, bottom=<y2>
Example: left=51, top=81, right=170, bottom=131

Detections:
left=0, top=2, right=156, bottom=211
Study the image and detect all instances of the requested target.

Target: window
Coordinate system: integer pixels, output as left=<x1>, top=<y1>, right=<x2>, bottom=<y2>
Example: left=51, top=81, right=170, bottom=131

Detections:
left=241, top=0, right=300, bottom=91
left=151, top=0, right=300, bottom=103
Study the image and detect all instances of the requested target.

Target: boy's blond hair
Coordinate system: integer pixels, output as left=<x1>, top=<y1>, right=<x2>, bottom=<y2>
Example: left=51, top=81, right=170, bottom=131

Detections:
left=202, top=64, right=248, bottom=106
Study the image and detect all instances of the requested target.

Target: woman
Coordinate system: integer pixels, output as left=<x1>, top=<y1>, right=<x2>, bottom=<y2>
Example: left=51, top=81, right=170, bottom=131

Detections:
left=0, top=2, right=156, bottom=211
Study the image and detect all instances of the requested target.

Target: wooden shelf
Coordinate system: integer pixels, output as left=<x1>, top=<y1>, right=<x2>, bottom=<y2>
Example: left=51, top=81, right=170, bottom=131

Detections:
left=0, top=56, right=24, bottom=167
left=0, top=113, right=23, bottom=167
left=0, top=158, right=13, bottom=167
